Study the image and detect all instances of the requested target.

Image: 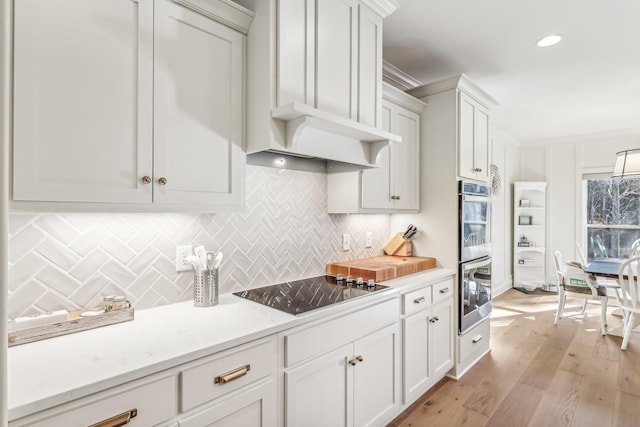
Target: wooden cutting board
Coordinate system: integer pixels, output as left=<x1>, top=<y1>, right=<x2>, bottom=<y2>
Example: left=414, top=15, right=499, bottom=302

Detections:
left=326, top=256, right=436, bottom=282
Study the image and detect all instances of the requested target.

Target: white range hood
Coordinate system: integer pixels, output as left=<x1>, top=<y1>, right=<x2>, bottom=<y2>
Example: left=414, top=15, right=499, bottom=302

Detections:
left=266, top=102, right=401, bottom=170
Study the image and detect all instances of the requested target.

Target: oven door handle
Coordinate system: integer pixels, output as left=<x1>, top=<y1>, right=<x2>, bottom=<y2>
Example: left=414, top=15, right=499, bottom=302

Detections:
left=462, top=258, right=492, bottom=271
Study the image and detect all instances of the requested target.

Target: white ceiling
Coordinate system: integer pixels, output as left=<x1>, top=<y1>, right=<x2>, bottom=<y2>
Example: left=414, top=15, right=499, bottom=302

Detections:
left=383, top=0, right=640, bottom=144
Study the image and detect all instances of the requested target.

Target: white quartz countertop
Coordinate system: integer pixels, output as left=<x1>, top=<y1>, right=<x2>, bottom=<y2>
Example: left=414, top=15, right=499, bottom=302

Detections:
left=8, top=267, right=454, bottom=421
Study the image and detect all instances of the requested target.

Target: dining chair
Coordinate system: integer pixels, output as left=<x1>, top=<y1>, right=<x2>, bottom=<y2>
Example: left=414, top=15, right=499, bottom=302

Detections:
left=617, top=256, right=640, bottom=350
left=630, top=239, right=640, bottom=258
left=553, top=250, right=608, bottom=335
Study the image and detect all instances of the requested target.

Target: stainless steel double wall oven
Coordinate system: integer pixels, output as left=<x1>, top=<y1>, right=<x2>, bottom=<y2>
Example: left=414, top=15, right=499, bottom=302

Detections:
left=458, top=181, right=492, bottom=334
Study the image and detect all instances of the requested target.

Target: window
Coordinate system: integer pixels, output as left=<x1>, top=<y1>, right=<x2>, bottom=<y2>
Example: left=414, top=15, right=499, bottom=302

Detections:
left=584, top=177, right=640, bottom=262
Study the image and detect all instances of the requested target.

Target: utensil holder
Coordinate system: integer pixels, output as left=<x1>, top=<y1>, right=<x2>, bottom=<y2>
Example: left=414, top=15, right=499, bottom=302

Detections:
left=194, top=268, right=218, bottom=307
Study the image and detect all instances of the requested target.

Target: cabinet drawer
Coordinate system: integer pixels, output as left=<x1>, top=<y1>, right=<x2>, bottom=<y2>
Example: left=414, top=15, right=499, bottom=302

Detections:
left=10, top=374, right=176, bottom=427
left=459, top=318, right=490, bottom=365
left=402, top=287, right=431, bottom=315
left=432, top=278, right=454, bottom=304
left=283, top=298, right=398, bottom=367
left=180, top=335, right=276, bottom=412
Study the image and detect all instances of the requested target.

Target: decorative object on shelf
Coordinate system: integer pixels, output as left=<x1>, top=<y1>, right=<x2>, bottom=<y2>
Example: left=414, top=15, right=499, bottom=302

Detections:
left=517, top=235, right=531, bottom=247
left=490, top=164, right=502, bottom=196
left=519, top=199, right=530, bottom=207
left=518, top=215, right=532, bottom=225
left=612, top=148, right=640, bottom=178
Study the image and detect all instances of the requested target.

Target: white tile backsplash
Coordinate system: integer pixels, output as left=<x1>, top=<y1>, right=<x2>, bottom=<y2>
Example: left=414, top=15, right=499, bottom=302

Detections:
left=7, top=165, right=390, bottom=319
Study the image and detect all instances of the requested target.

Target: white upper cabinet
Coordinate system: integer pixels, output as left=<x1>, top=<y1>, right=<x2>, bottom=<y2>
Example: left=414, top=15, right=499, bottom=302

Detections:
left=12, top=0, right=253, bottom=211
left=13, top=0, right=154, bottom=204
left=407, top=74, right=497, bottom=184
left=328, top=83, right=425, bottom=213
left=458, top=92, right=491, bottom=182
left=238, top=0, right=398, bottom=168
left=153, top=0, right=245, bottom=207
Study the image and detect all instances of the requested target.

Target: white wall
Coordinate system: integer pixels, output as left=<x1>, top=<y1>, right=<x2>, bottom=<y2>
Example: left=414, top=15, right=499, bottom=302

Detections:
left=491, top=131, right=520, bottom=296
left=519, top=129, right=640, bottom=284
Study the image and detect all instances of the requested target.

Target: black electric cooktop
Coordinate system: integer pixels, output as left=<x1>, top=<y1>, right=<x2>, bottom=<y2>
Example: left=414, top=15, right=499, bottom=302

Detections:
left=233, top=275, right=388, bottom=316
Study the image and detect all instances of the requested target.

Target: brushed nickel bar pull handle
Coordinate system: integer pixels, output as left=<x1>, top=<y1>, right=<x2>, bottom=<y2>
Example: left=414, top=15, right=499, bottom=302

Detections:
left=214, top=364, right=251, bottom=384
left=439, top=288, right=450, bottom=294
left=413, top=297, right=426, bottom=304
left=472, top=335, right=483, bottom=344
left=88, top=409, right=137, bottom=427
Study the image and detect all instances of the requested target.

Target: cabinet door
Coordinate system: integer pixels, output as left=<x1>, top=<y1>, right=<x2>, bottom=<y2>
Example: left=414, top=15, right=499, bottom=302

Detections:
left=13, top=0, right=153, bottom=203
left=402, top=310, right=430, bottom=405
left=178, top=379, right=276, bottom=427
left=430, top=298, right=454, bottom=380
left=458, top=92, right=490, bottom=182
left=458, top=92, right=476, bottom=181
left=353, top=324, right=399, bottom=427
left=390, top=105, right=420, bottom=210
left=153, top=0, right=245, bottom=207
left=315, top=0, right=358, bottom=119
left=357, top=4, right=382, bottom=127
left=277, top=0, right=314, bottom=107
left=474, top=105, right=490, bottom=182
left=361, top=100, right=392, bottom=209
left=285, top=344, right=353, bottom=427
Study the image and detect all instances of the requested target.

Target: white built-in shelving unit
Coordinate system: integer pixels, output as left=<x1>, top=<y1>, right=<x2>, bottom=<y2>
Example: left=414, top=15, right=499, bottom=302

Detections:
left=513, top=182, right=548, bottom=290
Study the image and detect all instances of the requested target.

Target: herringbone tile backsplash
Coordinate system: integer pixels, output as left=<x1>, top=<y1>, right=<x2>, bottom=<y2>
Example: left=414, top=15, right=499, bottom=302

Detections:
left=7, top=165, right=390, bottom=319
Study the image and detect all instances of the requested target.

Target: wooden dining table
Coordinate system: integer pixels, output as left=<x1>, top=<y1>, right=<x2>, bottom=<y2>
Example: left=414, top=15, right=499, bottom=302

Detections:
left=585, top=258, right=638, bottom=338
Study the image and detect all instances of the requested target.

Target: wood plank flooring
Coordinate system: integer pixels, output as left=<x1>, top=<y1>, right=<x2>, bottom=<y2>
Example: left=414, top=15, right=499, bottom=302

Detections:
left=389, top=289, right=640, bottom=427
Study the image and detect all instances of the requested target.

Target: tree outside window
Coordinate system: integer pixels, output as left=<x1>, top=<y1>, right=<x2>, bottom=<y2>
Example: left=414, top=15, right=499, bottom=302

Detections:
left=585, top=178, right=640, bottom=262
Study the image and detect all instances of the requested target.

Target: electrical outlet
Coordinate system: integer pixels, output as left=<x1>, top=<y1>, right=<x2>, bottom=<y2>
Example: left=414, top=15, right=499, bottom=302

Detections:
left=342, top=234, right=351, bottom=251
left=365, top=232, right=373, bottom=248
left=176, top=245, right=193, bottom=272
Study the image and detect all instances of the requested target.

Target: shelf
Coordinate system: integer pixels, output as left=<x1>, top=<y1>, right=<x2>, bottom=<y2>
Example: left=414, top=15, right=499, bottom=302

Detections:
left=515, top=247, right=545, bottom=254
left=516, top=264, right=544, bottom=268
left=516, top=206, right=544, bottom=210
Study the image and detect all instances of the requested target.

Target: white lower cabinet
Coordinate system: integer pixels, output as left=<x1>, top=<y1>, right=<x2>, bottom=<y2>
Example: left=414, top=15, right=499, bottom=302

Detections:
left=177, top=378, right=276, bottom=427
left=286, top=324, right=398, bottom=427
left=283, top=298, right=400, bottom=427
left=177, top=335, right=277, bottom=427
left=401, top=278, right=454, bottom=405
left=456, top=317, right=491, bottom=379
left=8, top=373, right=177, bottom=427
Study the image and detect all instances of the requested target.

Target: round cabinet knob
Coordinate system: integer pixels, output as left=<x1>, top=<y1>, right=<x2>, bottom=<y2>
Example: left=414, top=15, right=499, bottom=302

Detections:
left=158, top=177, right=167, bottom=185
left=391, top=195, right=401, bottom=200
left=355, top=355, right=364, bottom=362
left=474, top=168, right=482, bottom=172
left=141, top=176, right=152, bottom=184
left=348, top=359, right=357, bottom=366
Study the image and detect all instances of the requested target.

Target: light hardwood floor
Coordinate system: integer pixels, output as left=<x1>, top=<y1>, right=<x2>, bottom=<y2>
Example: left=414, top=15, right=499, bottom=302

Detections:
left=389, top=288, right=640, bottom=427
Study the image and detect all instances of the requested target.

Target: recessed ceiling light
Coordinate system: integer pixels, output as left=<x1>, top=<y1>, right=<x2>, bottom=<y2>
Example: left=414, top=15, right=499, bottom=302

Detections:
left=536, top=34, right=562, bottom=47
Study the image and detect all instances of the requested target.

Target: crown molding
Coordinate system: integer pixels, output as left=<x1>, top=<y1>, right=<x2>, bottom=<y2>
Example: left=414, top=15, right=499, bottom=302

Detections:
left=382, top=61, right=422, bottom=92
left=360, top=0, right=400, bottom=18
left=407, top=73, right=499, bottom=109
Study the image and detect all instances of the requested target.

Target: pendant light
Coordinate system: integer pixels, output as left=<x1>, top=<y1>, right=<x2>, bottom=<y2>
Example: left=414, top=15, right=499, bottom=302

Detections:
left=613, top=149, right=640, bottom=178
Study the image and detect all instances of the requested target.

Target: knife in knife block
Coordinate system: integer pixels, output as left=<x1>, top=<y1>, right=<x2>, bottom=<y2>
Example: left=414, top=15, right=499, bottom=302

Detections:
left=383, top=234, right=413, bottom=256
